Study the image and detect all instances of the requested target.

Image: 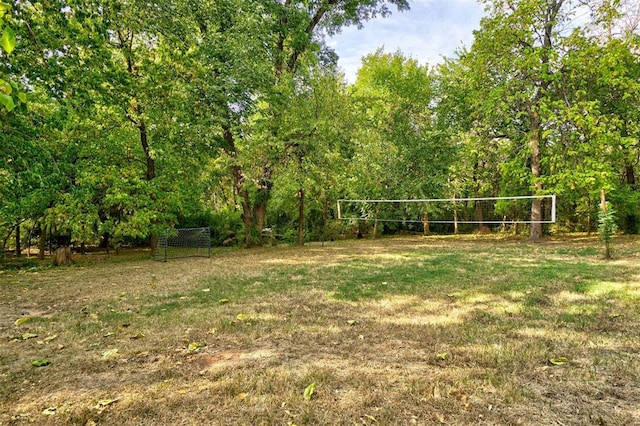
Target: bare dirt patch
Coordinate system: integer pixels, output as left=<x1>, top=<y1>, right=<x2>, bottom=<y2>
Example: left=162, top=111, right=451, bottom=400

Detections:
left=195, top=348, right=280, bottom=374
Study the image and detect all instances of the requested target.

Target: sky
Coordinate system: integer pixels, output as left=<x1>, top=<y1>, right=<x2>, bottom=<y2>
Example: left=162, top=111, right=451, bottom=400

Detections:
left=326, top=0, right=486, bottom=83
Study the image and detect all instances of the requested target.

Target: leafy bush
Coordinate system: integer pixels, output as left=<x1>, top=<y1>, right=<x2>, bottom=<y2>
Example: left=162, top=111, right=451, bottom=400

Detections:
left=1, top=257, right=40, bottom=271
left=177, top=209, right=242, bottom=246
left=598, top=202, right=618, bottom=259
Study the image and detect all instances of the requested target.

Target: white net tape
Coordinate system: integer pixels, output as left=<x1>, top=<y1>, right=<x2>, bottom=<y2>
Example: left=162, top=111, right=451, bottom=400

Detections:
left=337, top=195, right=556, bottom=224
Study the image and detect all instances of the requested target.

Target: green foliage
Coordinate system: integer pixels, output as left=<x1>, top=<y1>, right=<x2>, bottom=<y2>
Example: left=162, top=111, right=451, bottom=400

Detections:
left=178, top=209, right=242, bottom=246
left=1, top=0, right=639, bottom=247
left=0, top=257, right=39, bottom=271
left=0, top=23, right=14, bottom=54
left=598, top=202, right=618, bottom=258
left=351, top=50, right=455, bottom=202
left=438, top=0, right=638, bottom=235
left=0, top=1, right=20, bottom=112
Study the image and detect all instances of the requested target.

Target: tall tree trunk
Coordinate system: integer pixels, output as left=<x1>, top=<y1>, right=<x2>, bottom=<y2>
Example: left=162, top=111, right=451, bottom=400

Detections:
left=38, top=222, right=46, bottom=261
left=139, top=119, right=155, bottom=181
left=223, top=125, right=260, bottom=247
left=2, top=228, right=12, bottom=259
left=422, top=212, right=430, bottom=235
left=625, top=163, right=637, bottom=234
left=26, top=223, right=33, bottom=258
left=15, top=220, right=21, bottom=258
left=239, top=185, right=255, bottom=247
left=139, top=120, right=160, bottom=251
left=254, top=167, right=273, bottom=244
left=475, top=200, right=485, bottom=232
left=528, top=1, right=562, bottom=240
left=122, top=28, right=158, bottom=251
left=530, top=111, right=543, bottom=240
left=297, top=187, right=305, bottom=246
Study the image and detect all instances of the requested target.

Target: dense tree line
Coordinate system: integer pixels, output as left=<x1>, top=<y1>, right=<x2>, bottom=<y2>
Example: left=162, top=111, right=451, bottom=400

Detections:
left=1, top=0, right=638, bottom=258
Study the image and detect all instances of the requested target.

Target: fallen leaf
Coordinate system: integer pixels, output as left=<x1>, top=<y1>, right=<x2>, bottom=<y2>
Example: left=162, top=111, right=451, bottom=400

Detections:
left=14, top=317, right=30, bottom=326
left=130, top=332, right=145, bottom=340
left=303, top=382, right=316, bottom=400
left=432, top=386, right=441, bottom=399
left=549, top=357, right=568, bottom=366
left=363, top=414, right=377, bottom=422
left=41, top=407, right=56, bottom=415
left=93, top=398, right=120, bottom=413
left=95, top=398, right=119, bottom=408
left=31, top=359, right=51, bottom=367
left=347, top=320, right=357, bottom=326
left=236, top=313, right=250, bottom=321
left=236, top=392, right=249, bottom=401
left=219, top=298, right=230, bottom=304
left=21, top=333, right=38, bottom=340
left=436, top=352, right=448, bottom=361
left=187, top=342, right=206, bottom=352
left=202, top=288, right=211, bottom=292
left=42, top=335, right=58, bottom=343
left=101, top=348, right=119, bottom=359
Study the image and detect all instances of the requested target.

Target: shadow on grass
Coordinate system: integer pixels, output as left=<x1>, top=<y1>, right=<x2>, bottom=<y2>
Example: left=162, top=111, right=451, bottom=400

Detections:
left=4, top=237, right=638, bottom=425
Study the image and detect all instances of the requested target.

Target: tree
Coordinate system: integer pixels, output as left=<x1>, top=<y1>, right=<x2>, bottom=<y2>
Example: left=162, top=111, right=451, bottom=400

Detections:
left=2, top=0, right=213, bottom=254
left=463, top=0, right=619, bottom=239
left=536, top=31, right=639, bottom=233
left=598, top=190, right=618, bottom=259
left=171, top=0, right=409, bottom=246
left=435, top=56, right=521, bottom=232
left=350, top=50, right=455, bottom=234
left=266, top=67, right=354, bottom=245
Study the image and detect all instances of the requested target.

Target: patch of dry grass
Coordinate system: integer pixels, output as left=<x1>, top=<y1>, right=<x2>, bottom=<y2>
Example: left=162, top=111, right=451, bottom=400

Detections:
left=1, top=235, right=639, bottom=425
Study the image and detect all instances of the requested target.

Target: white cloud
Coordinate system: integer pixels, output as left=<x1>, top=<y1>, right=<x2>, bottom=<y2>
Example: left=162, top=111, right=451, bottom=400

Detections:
left=327, top=0, right=486, bottom=82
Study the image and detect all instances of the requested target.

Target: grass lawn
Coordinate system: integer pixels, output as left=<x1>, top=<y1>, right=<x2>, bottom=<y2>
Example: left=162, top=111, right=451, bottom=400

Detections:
left=1, top=235, right=639, bottom=425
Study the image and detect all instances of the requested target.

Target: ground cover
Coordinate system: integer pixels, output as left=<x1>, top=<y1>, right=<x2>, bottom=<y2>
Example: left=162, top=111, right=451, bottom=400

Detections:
left=1, top=235, right=639, bottom=425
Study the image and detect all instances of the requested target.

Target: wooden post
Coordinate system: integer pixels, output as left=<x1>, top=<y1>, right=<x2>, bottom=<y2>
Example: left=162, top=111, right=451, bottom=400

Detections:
left=423, top=211, right=430, bottom=235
